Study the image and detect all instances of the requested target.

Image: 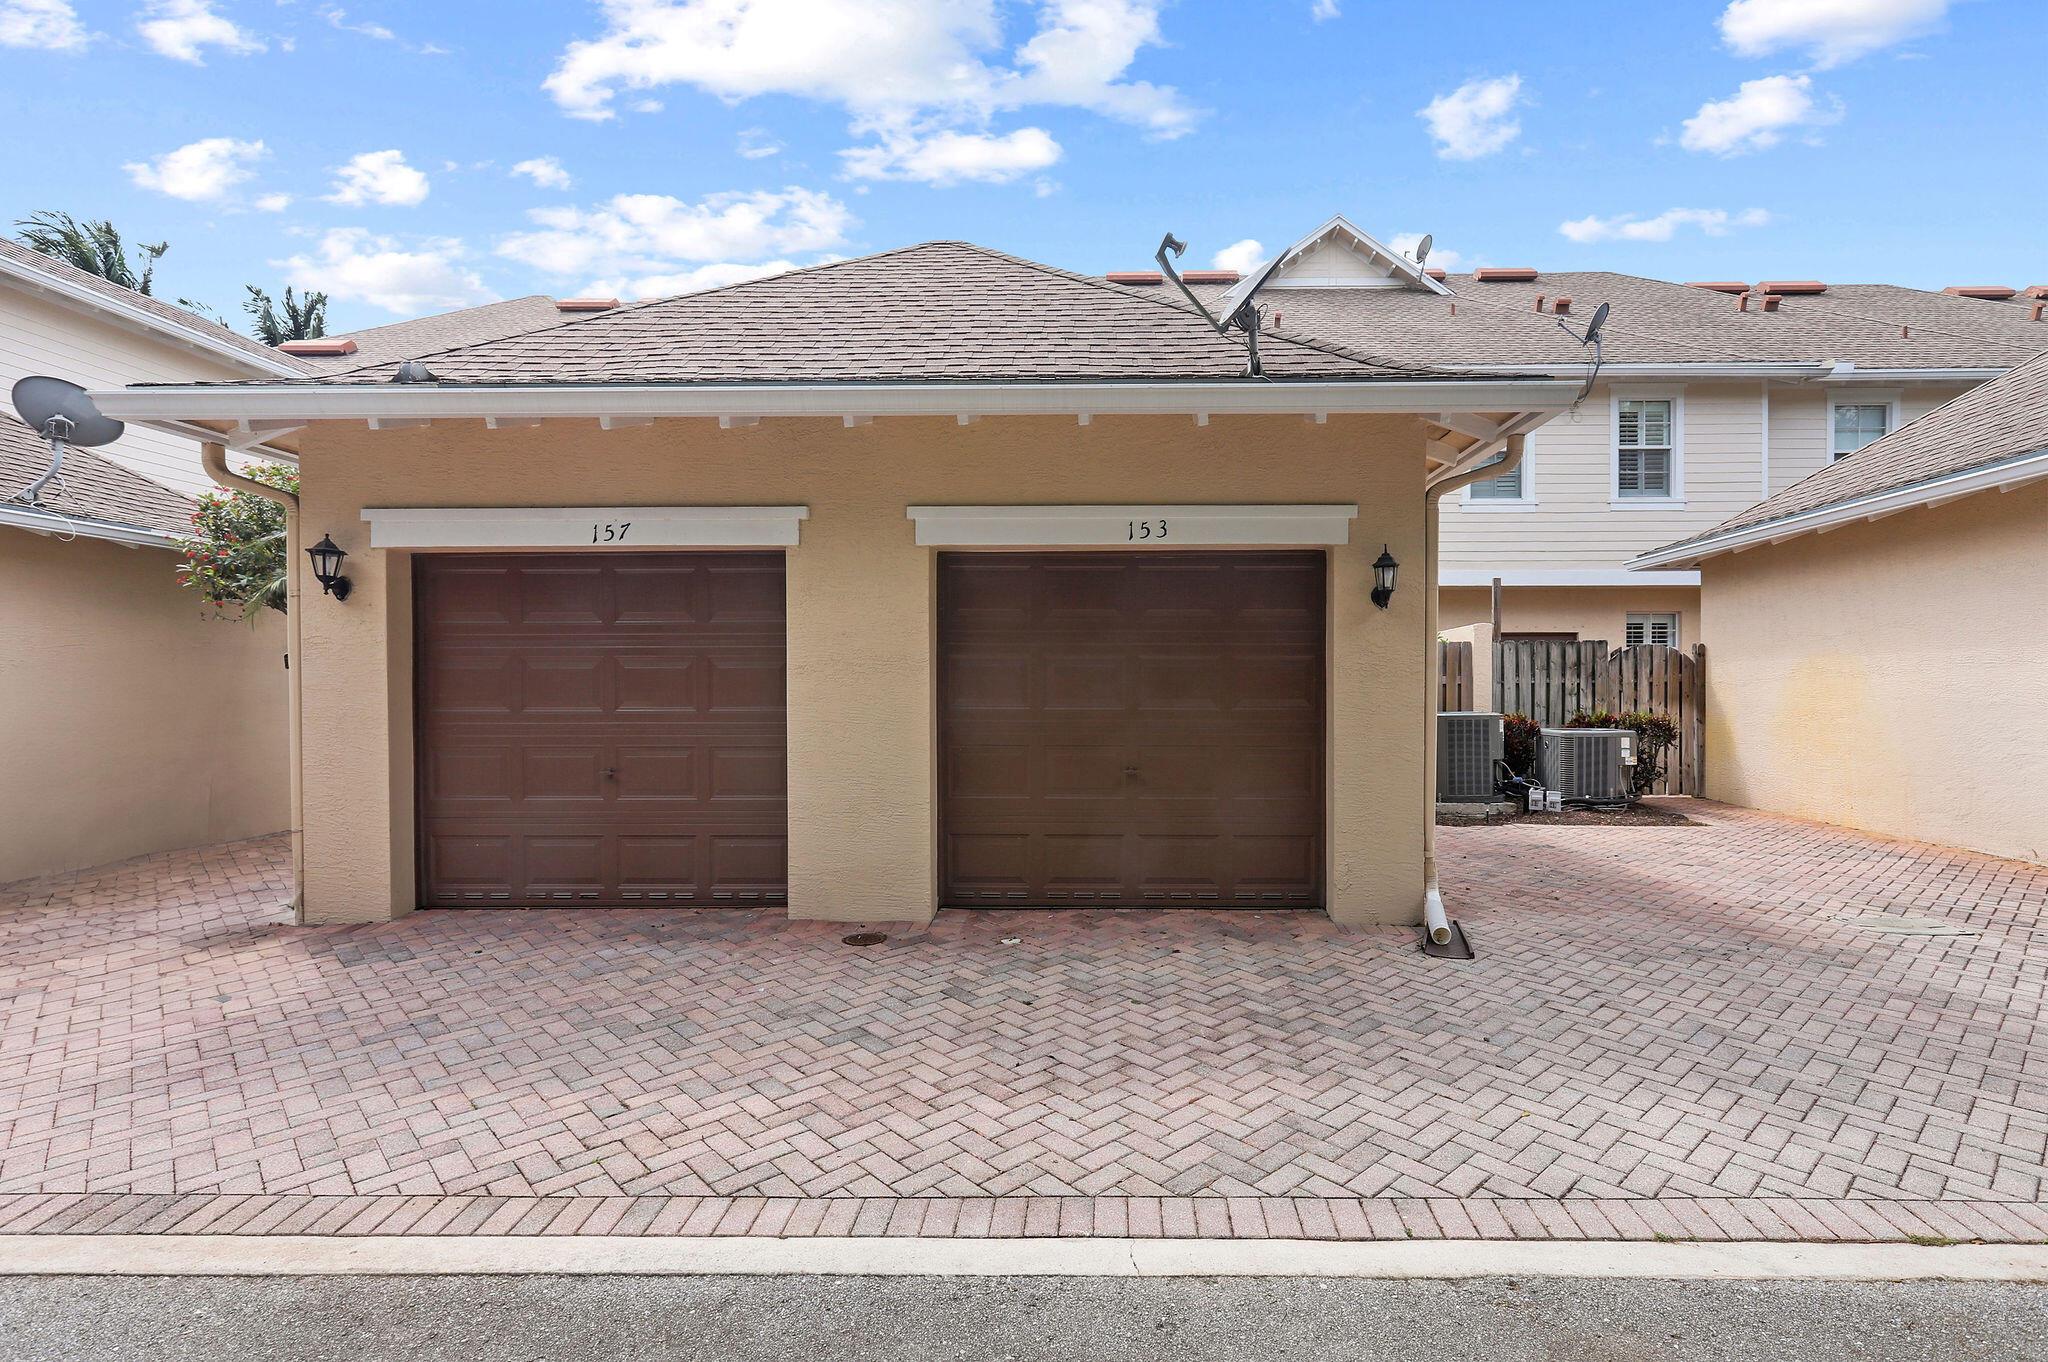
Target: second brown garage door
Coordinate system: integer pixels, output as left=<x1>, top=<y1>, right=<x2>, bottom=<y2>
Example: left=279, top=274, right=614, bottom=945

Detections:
left=415, top=552, right=786, bottom=907
left=940, top=551, right=1325, bottom=907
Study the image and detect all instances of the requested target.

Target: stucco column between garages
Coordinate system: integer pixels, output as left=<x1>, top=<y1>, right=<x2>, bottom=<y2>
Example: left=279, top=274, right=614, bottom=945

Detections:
left=290, top=414, right=1431, bottom=928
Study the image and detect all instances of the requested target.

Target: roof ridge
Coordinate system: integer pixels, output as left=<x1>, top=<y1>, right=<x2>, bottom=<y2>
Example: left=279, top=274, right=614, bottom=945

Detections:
left=1445, top=275, right=1761, bottom=365
left=942, top=241, right=1436, bottom=375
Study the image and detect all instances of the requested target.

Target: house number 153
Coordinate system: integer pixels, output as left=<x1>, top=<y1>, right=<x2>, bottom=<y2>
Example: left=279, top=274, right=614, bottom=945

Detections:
left=1127, top=518, right=1168, bottom=540
left=591, top=521, right=632, bottom=543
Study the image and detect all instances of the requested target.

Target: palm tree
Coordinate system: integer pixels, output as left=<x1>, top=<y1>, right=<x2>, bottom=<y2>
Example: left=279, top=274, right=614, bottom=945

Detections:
left=243, top=285, right=328, bottom=344
left=16, top=212, right=168, bottom=295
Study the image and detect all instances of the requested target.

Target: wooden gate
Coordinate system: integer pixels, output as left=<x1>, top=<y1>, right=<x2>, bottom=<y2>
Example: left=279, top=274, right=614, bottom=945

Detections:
left=1492, top=640, right=1707, bottom=796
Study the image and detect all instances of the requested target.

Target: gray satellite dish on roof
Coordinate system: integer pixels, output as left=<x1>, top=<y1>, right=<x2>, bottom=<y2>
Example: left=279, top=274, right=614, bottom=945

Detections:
left=11, top=376, right=124, bottom=448
left=1581, top=301, right=1610, bottom=347
left=8, top=376, right=125, bottom=508
left=1410, top=234, right=1433, bottom=268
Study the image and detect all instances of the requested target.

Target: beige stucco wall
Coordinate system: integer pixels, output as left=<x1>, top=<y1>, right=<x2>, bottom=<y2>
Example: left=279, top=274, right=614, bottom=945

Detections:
left=293, top=413, right=1436, bottom=926
left=1700, top=480, right=2048, bottom=864
left=1439, top=585, right=1701, bottom=649
left=0, top=528, right=290, bottom=883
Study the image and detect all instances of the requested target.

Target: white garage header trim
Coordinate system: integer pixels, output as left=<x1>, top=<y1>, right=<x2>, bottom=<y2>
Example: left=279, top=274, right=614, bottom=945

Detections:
left=361, top=505, right=810, bottom=549
left=907, top=504, right=1359, bottom=548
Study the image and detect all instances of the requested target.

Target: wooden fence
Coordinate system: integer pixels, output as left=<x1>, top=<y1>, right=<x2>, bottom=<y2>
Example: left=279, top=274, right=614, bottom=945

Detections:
left=1437, top=639, right=1473, bottom=712
left=1488, top=639, right=1707, bottom=796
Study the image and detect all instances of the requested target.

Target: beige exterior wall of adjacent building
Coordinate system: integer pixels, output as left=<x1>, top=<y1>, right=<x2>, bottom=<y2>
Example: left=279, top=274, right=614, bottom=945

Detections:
left=292, top=413, right=1438, bottom=927
left=1699, top=480, right=2048, bottom=865
left=1439, top=585, right=1701, bottom=650
left=0, top=529, right=290, bottom=884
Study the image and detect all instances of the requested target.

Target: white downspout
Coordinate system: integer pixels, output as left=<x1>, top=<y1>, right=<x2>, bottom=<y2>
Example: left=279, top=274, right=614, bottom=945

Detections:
left=202, top=441, right=305, bottom=924
left=1419, top=433, right=1528, bottom=944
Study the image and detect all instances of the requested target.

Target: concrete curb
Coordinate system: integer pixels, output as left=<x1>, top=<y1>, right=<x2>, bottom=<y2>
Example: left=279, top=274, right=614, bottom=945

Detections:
left=4, top=1236, right=2045, bottom=1281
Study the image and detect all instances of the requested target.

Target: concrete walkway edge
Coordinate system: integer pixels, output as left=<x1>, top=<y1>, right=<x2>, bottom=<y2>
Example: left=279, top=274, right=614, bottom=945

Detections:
left=5, top=1236, right=2046, bottom=1281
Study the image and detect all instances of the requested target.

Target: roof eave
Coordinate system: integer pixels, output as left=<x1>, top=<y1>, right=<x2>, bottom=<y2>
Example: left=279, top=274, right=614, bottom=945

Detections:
left=0, top=501, right=183, bottom=549
left=1632, top=445, right=2048, bottom=569
left=93, top=377, right=1580, bottom=425
left=0, top=253, right=306, bottom=379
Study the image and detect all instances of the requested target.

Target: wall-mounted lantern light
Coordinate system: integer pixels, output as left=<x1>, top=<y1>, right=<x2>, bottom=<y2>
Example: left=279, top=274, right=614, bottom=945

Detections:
left=1370, top=544, right=1399, bottom=610
left=306, top=533, right=352, bottom=601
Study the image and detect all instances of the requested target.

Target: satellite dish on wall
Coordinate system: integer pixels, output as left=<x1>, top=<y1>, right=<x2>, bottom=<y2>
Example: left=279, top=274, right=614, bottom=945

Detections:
left=10, top=376, right=125, bottom=448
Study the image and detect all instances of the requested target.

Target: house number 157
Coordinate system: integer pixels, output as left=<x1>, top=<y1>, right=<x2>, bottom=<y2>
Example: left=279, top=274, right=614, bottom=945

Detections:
left=591, top=521, right=632, bottom=543
left=1127, top=518, right=1168, bottom=540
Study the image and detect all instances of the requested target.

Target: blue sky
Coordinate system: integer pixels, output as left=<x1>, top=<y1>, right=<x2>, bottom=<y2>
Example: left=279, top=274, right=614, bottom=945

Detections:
left=2, top=0, right=2043, bottom=335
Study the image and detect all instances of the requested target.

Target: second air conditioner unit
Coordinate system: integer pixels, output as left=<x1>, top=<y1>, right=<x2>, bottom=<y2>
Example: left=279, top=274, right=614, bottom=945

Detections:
left=1536, top=727, right=1635, bottom=804
left=1437, top=711, right=1504, bottom=802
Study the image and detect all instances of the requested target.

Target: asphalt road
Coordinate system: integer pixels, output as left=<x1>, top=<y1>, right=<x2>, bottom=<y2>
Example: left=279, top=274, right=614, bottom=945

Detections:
left=2, top=1276, right=2045, bottom=1361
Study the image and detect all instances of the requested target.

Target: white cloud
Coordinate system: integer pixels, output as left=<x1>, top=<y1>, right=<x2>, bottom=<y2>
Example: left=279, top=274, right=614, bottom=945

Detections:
left=590, top=259, right=802, bottom=299
left=124, top=136, right=267, bottom=201
left=325, top=149, right=431, bottom=206
left=543, top=1, right=1192, bottom=191
left=1210, top=238, right=1265, bottom=274
left=253, top=192, right=292, bottom=212
left=318, top=5, right=393, bottom=41
left=511, top=156, right=573, bottom=190
left=1720, top=0, right=1948, bottom=67
left=1, top=0, right=88, bottom=50
left=1311, top=0, right=1339, bottom=18
left=1558, top=207, right=1772, bottom=245
left=1418, top=74, right=1523, bottom=160
left=136, top=0, right=262, bottom=63
left=278, top=228, right=492, bottom=315
left=736, top=127, right=783, bottom=159
left=1389, top=231, right=1463, bottom=272
left=496, top=186, right=853, bottom=298
left=841, top=125, right=1060, bottom=185
left=1680, top=73, right=1840, bottom=155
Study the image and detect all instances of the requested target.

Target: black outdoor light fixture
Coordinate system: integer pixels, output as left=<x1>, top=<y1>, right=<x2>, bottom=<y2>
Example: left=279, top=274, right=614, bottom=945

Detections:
left=1370, top=544, right=1400, bottom=610
left=306, top=533, right=352, bottom=601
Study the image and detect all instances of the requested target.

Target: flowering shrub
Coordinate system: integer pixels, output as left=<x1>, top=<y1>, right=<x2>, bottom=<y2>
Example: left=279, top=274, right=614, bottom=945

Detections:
left=1566, top=708, right=1680, bottom=797
left=1501, top=713, right=1541, bottom=776
left=175, top=462, right=297, bottom=618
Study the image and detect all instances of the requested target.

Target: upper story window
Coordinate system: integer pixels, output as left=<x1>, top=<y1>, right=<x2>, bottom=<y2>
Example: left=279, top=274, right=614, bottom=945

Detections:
left=1466, top=448, right=1526, bottom=500
left=1616, top=398, right=1676, bottom=498
left=1833, top=403, right=1890, bottom=458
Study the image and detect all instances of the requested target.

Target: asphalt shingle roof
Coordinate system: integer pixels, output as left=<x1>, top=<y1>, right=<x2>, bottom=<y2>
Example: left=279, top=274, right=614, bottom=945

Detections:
left=0, top=237, right=313, bottom=376
left=284, top=242, right=1460, bottom=387
left=1656, top=346, right=2048, bottom=555
left=307, top=295, right=574, bottom=370
left=0, top=414, right=196, bottom=536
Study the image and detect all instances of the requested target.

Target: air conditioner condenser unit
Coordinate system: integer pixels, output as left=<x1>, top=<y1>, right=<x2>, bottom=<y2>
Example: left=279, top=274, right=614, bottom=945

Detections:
left=1536, top=727, right=1634, bottom=805
left=1436, top=711, right=1505, bottom=802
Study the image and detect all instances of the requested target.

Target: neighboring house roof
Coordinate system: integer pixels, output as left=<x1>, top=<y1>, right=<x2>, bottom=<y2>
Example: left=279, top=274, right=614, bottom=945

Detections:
left=301, top=295, right=574, bottom=370
left=257, top=242, right=1455, bottom=387
left=0, top=236, right=311, bottom=377
left=0, top=413, right=195, bottom=544
left=1637, top=347, right=2048, bottom=567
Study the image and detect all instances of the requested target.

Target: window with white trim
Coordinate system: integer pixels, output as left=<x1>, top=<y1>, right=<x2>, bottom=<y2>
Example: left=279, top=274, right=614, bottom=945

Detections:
left=1616, top=399, right=1675, bottom=498
left=1625, top=612, right=1681, bottom=648
left=1832, top=403, right=1889, bottom=458
left=1466, top=448, right=1525, bottom=500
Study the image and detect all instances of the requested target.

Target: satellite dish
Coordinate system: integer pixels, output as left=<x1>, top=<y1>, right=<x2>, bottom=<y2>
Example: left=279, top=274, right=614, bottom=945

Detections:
left=1411, top=234, right=1433, bottom=268
left=1582, top=301, right=1611, bottom=346
left=10, top=376, right=124, bottom=448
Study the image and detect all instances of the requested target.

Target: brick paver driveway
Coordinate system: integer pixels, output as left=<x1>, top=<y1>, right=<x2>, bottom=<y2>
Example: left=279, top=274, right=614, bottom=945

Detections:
left=3, top=804, right=2045, bottom=1242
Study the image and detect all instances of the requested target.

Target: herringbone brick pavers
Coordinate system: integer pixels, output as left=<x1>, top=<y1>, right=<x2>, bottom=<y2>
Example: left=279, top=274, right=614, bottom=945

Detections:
left=1, top=805, right=2045, bottom=1240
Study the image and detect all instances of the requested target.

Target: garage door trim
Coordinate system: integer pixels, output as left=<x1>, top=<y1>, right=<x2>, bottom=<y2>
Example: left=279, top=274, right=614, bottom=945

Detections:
left=908, top=503, right=1357, bottom=547
left=365, top=505, right=809, bottom=549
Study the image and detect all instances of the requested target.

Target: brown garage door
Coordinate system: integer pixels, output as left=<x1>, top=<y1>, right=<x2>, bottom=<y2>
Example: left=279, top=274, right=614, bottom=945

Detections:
left=414, top=552, right=786, bottom=907
left=940, top=551, right=1324, bottom=908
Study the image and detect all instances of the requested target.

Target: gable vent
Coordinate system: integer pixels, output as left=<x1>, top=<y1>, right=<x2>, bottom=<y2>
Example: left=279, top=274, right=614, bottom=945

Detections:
left=277, top=338, right=358, bottom=356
